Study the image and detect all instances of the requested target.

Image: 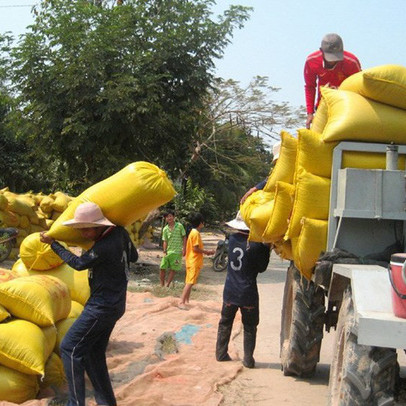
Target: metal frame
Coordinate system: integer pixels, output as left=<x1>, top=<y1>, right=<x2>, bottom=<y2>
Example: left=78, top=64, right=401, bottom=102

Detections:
left=327, top=142, right=406, bottom=251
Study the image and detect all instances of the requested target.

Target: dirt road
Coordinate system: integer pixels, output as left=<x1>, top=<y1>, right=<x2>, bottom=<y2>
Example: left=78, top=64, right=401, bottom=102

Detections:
left=193, top=234, right=333, bottom=405
left=136, top=231, right=335, bottom=405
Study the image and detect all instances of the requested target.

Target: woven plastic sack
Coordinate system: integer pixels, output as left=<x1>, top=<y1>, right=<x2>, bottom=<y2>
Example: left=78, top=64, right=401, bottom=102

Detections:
left=0, top=319, right=56, bottom=375
left=310, top=98, right=328, bottom=134
left=262, top=182, right=295, bottom=243
left=285, top=169, right=330, bottom=240
left=52, top=191, right=73, bottom=213
left=273, top=238, right=293, bottom=261
left=0, top=209, right=20, bottom=227
left=295, top=129, right=337, bottom=179
left=69, top=300, right=84, bottom=318
left=3, top=191, right=36, bottom=218
left=0, top=364, right=39, bottom=403
left=295, top=218, right=328, bottom=280
left=248, top=198, right=274, bottom=242
left=0, top=303, right=10, bottom=322
left=55, top=317, right=77, bottom=355
left=19, top=232, right=66, bottom=271
left=263, top=131, right=297, bottom=193
left=47, top=162, right=176, bottom=248
left=343, top=151, right=406, bottom=170
left=40, top=352, right=66, bottom=391
left=339, top=64, right=406, bottom=110
left=240, top=190, right=274, bottom=228
left=321, top=87, right=406, bottom=144
left=12, top=259, right=90, bottom=306
left=0, top=275, right=71, bottom=327
left=0, top=193, right=7, bottom=210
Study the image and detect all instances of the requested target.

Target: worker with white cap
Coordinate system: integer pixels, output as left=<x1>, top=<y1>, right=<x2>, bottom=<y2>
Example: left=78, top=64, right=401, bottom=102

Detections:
left=215, top=211, right=270, bottom=368
left=304, top=33, right=361, bottom=129
left=240, top=141, right=280, bottom=204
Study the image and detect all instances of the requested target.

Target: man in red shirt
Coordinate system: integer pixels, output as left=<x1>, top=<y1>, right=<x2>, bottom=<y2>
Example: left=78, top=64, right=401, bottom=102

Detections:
left=304, top=33, right=361, bottom=128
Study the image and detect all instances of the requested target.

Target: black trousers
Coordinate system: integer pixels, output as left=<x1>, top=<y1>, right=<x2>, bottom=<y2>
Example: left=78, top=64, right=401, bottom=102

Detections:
left=216, top=302, right=259, bottom=362
left=60, top=306, right=119, bottom=406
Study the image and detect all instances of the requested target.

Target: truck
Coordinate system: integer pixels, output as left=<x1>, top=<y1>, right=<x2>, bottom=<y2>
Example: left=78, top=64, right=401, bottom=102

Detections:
left=279, top=141, right=406, bottom=405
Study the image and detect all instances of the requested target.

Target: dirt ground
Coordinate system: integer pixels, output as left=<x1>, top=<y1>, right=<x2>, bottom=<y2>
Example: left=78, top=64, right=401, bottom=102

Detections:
left=135, top=231, right=334, bottom=405
left=135, top=230, right=406, bottom=406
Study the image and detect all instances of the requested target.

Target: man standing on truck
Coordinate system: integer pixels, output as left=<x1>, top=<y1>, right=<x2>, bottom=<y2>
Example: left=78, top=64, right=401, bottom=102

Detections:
left=304, top=33, right=361, bottom=129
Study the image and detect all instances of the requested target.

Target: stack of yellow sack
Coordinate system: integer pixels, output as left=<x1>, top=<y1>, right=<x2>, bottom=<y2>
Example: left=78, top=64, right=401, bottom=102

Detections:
left=241, top=64, right=406, bottom=280
left=0, top=161, right=175, bottom=402
left=0, top=190, right=74, bottom=260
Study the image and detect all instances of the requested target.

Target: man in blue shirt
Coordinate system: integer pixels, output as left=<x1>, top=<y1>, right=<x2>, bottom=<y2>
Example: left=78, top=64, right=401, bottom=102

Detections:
left=215, top=212, right=270, bottom=368
left=40, top=202, right=138, bottom=406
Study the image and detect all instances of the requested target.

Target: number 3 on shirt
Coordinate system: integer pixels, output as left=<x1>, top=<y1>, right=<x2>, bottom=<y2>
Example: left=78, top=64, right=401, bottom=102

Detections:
left=230, top=247, right=244, bottom=271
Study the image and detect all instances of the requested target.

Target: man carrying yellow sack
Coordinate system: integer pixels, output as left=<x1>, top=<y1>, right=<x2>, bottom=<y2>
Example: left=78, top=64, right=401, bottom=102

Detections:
left=40, top=202, right=138, bottom=406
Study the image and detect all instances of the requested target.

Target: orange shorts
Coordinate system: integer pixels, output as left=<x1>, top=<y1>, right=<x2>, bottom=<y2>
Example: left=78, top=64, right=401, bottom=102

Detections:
left=185, top=265, right=201, bottom=284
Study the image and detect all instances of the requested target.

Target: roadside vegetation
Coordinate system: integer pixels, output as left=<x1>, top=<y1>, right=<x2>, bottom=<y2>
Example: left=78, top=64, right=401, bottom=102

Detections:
left=0, top=0, right=305, bottom=224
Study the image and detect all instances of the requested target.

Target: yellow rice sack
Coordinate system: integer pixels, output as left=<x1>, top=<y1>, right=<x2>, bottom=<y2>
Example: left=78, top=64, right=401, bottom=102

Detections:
left=343, top=151, right=406, bottom=170
left=52, top=191, right=73, bottom=213
left=0, top=303, right=10, bottom=322
left=3, top=191, right=36, bottom=218
left=19, top=232, right=66, bottom=271
left=69, top=301, right=84, bottom=318
left=0, top=319, right=56, bottom=375
left=0, top=193, right=8, bottom=210
left=285, top=170, right=330, bottom=240
left=262, top=182, right=295, bottom=243
left=0, top=209, right=20, bottom=227
left=273, top=238, right=293, bottom=261
left=0, top=364, right=39, bottom=403
left=339, top=64, right=406, bottom=110
left=0, top=275, right=71, bottom=327
left=320, top=87, right=406, bottom=144
left=264, top=131, right=297, bottom=193
left=47, top=162, right=176, bottom=248
left=248, top=198, right=274, bottom=242
left=295, top=129, right=337, bottom=179
left=310, top=98, right=328, bottom=134
left=41, top=352, right=66, bottom=391
left=55, top=318, right=77, bottom=355
left=12, top=259, right=90, bottom=306
left=295, top=218, right=328, bottom=280
left=40, top=195, right=55, bottom=213
left=240, top=190, right=274, bottom=228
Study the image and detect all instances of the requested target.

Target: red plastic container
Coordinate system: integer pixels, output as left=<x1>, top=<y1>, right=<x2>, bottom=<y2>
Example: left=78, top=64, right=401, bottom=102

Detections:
left=389, top=253, right=406, bottom=318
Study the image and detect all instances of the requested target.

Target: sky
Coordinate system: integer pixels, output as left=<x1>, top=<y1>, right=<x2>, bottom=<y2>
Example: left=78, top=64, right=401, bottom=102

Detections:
left=1, top=0, right=406, bottom=110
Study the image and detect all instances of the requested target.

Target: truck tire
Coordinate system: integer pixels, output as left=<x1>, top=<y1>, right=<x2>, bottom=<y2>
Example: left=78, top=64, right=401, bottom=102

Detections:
left=328, top=286, right=397, bottom=406
left=280, top=264, right=325, bottom=377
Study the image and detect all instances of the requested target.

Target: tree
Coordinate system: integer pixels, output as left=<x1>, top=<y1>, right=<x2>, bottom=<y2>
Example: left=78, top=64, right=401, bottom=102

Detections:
left=178, top=76, right=305, bottom=218
left=10, top=0, right=252, bottom=193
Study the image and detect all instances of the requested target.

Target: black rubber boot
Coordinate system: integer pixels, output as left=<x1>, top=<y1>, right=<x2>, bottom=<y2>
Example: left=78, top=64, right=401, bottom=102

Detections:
left=243, top=327, right=257, bottom=368
left=216, top=323, right=232, bottom=361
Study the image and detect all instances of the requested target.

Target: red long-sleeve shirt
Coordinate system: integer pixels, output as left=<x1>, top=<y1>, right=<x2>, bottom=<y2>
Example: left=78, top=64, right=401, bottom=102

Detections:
left=304, top=50, right=361, bottom=114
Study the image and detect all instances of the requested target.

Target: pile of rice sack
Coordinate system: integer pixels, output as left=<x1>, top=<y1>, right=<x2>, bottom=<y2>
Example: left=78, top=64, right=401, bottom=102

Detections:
left=240, top=64, right=406, bottom=280
left=0, top=161, right=175, bottom=403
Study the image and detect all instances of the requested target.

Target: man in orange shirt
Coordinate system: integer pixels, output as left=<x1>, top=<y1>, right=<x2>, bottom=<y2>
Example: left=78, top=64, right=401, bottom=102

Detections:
left=304, top=33, right=361, bottom=128
left=179, top=212, right=214, bottom=309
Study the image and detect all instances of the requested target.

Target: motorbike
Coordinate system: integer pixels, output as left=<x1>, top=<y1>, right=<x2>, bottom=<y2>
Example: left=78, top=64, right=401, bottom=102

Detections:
left=0, top=227, right=18, bottom=263
left=212, top=230, right=229, bottom=272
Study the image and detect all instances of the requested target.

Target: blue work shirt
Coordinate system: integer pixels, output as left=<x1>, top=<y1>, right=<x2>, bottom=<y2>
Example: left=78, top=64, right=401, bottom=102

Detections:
left=223, top=232, right=270, bottom=307
left=51, top=226, right=137, bottom=317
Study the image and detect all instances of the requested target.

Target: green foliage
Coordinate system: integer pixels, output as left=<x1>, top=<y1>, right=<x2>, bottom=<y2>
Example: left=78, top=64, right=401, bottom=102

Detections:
left=164, top=178, right=219, bottom=225
left=10, top=0, right=251, bottom=192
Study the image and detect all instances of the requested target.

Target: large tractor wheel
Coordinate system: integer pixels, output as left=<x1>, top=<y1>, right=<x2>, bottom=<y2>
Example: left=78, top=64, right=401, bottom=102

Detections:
left=328, top=286, right=397, bottom=406
left=280, top=264, right=325, bottom=377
